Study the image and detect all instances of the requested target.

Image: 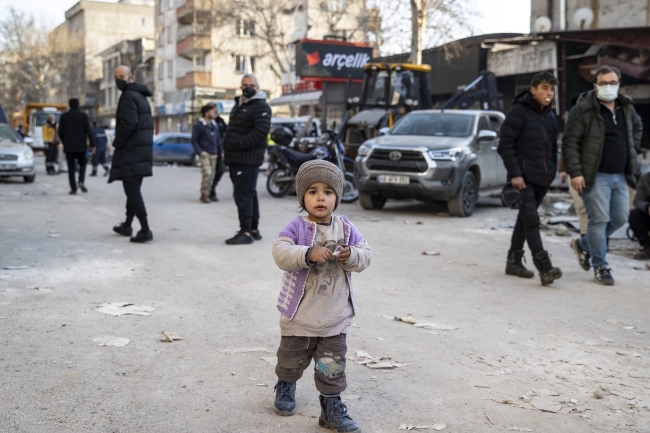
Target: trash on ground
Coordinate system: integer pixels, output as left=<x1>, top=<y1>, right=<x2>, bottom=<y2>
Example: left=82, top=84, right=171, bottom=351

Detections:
left=95, top=302, right=155, bottom=317
left=260, top=356, right=278, bottom=366
left=218, top=347, right=271, bottom=354
left=26, top=286, right=52, bottom=294
left=598, top=336, right=615, bottom=342
left=421, top=251, right=440, bottom=256
left=593, top=390, right=604, bottom=399
left=256, top=383, right=268, bottom=387
left=413, top=323, right=458, bottom=331
left=616, top=350, right=641, bottom=357
left=355, top=351, right=407, bottom=369
left=351, top=323, right=360, bottom=328
left=405, top=220, right=423, bottom=225
left=397, top=424, right=445, bottom=430
left=356, top=351, right=373, bottom=359
left=623, top=325, right=636, bottom=330
left=92, top=336, right=130, bottom=347
left=507, top=428, right=532, bottom=432
left=3, top=265, right=30, bottom=270
left=485, top=413, right=495, bottom=425
left=552, top=202, right=571, bottom=212
left=376, top=337, right=384, bottom=341
left=160, top=332, right=183, bottom=342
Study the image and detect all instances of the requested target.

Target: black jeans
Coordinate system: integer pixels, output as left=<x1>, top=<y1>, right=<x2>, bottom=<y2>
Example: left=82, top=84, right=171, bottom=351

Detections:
left=45, top=143, right=58, bottom=170
left=229, top=164, right=259, bottom=233
left=92, top=150, right=108, bottom=171
left=629, top=208, right=650, bottom=246
left=65, top=152, right=87, bottom=191
left=510, top=183, right=548, bottom=255
left=275, top=334, right=348, bottom=395
left=123, top=177, right=149, bottom=231
left=210, top=157, right=227, bottom=195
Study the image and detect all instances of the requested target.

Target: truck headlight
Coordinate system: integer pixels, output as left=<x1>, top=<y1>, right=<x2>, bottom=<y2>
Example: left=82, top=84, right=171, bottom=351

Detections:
left=358, top=144, right=372, bottom=157
left=428, top=147, right=464, bottom=161
left=21, top=148, right=34, bottom=160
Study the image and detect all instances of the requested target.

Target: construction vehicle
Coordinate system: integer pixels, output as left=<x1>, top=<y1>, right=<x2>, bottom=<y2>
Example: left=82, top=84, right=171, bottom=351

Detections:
left=341, top=63, right=432, bottom=158
left=439, top=70, right=501, bottom=111
left=22, top=103, right=68, bottom=150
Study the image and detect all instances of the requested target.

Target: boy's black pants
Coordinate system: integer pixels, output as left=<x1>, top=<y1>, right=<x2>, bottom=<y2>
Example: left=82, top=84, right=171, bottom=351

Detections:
left=629, top=208, right=650, bottom=246
left=275, top=334, right=347, bottom=395
left=510, top=184, right=547, bottom=254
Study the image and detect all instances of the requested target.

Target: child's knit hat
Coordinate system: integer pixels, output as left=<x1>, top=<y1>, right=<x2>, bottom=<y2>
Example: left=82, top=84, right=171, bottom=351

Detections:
left=296, top=160, right=344, bottom=209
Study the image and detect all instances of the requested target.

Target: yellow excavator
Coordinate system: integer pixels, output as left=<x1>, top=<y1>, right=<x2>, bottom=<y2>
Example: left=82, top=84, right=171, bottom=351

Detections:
left=340, top=63, right=432, bottom=158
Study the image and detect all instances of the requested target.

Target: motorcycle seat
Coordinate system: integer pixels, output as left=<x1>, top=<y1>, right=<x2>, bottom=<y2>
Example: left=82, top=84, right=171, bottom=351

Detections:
left=283, top=147, right=322, bottom=164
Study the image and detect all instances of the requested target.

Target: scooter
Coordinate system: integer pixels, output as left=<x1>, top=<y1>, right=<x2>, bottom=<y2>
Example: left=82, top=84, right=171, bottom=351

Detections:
left=266, top=128, right=359, bottom=203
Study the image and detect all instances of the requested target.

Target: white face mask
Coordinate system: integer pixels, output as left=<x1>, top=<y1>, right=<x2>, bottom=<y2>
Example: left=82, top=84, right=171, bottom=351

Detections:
left=596, top=84, right=619, bottom=102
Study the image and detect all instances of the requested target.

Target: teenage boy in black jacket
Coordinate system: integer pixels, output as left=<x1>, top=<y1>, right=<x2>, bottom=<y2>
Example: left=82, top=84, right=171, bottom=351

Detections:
left=498, top=72, right=562, bottom=286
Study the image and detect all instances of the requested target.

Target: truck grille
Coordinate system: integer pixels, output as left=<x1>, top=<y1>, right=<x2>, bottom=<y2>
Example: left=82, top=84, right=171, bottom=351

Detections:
left=0, top=154, right=18, bottom=161
left=367, top=149, right=428, bottom=173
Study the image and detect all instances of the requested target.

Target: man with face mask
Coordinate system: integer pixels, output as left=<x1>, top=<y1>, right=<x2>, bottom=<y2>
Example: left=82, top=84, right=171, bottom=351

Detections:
left=563, top=66, right=643, bottom=285
left=108, top=65, right=155, bottom=243
left=223, top=74, right=272, bottom=245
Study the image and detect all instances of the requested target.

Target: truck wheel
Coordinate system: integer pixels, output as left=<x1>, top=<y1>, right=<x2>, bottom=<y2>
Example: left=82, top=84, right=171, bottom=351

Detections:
left=266, top=168, right=292, bottom=197
left=23, top=175, right=35, bottom=183
left=448, top=171, right=477, bottom=217
left=359, top=192, right=386, bottom=210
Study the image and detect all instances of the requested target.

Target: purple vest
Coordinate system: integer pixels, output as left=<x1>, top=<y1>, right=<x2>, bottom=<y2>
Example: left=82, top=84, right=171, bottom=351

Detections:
left=276, top=215, right=364, bottom=319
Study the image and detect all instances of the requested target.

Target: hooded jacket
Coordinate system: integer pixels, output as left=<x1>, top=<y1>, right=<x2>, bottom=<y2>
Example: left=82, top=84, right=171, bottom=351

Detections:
left=191, top=117, right=222, bottom=155
left=223, top=91, right=271, bottom=167
left=58, top=100, right=95, bottom=153
left=562, top=91, right=642, bottom=189
left=497, top=91, right=558, bottom=188
left=108, top=82, right=154, bottom=183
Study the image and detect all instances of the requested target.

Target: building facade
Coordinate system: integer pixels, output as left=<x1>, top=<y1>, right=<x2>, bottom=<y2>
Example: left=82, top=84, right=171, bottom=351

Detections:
left=531, top=0, right=650, bottom=31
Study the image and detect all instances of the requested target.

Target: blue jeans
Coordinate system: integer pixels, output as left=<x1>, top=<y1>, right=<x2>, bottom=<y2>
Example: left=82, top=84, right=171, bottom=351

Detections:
left=579, top=172, right=629, bottom=267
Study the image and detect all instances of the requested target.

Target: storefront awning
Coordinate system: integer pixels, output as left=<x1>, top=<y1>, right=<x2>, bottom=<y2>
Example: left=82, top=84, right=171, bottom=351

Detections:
left=270, top=91, right=322, bottom=106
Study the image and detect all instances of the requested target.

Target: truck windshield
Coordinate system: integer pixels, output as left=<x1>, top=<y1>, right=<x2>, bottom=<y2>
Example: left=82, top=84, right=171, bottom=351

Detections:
left=363, top=70, right=390, bottom=106
left=390, top=70, right=420, bottom=106
left=32, top=113, right=61, bottom=127
left=391, top=113, right=475, bottom=137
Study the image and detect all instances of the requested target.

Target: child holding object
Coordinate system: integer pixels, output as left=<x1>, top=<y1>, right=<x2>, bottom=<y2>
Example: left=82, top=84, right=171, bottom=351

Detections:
left=271, top=160, right=372, bottom=433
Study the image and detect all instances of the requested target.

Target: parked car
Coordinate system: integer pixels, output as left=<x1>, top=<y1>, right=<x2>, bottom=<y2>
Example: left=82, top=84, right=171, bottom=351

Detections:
left=153, top=133, right=195, bottom=165
left=0, top=123, right=35, bottom=183
left=354, top=109, right=507, bottom=217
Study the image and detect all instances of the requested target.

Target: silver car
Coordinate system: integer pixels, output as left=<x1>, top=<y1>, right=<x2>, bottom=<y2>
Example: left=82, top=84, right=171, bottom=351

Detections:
left=0, top=124, right=36, bottom=183
left=354, top=110, right=507, bottom=217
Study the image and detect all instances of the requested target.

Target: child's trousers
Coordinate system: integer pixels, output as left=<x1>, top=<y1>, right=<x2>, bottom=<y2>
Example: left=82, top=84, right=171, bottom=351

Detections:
left=275, top=334, right=347, bottom=395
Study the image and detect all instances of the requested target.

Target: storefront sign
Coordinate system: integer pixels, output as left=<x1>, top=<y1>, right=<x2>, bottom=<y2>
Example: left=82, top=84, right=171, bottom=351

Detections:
left=281, top=81, right=322, bottom=95
left=296, top=40, right=372, bottom=81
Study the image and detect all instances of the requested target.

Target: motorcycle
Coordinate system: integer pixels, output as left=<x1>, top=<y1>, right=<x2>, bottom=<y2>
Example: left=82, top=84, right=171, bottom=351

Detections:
left=266, top=127, right=359, bottom=203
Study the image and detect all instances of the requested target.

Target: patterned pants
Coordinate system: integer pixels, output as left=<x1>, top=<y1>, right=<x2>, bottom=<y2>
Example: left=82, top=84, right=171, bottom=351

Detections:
left=199, top=152, right=218, bottom=196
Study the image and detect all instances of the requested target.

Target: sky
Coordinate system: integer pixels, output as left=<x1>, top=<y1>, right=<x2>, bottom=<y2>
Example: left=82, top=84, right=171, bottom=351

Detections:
left=15, top=0, right=531, bottom=37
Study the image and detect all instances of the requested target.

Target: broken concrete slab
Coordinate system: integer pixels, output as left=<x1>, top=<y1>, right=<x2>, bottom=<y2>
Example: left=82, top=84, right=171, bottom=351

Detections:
left=94, top=302, right=155, bottom=317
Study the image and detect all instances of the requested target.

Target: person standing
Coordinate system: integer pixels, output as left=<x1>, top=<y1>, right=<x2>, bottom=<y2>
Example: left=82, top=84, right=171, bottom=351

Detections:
left=498, top=71, right=562, bottom=286
left=90, top=121, right=110, bottom=177
left=563, top=66, right=643, bottom=285
left=223, top=74, right=271, bottom=245
left=209, top=104, right=228, bottom=201
left=58, top=98, right=95, bottom=194
left=16, top=125, right=25, bottom=138
left=192, top=104, right=222, bottom=203
left=629, top=171, right=650, bottom=260
left=42, top=114, right=60, bottom=175
left=109, top=65, right=154, bottom=243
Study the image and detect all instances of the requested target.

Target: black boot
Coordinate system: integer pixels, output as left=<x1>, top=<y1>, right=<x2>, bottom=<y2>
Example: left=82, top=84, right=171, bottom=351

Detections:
left=130, top=230, right=153, bottom=243
left=533, top=250, right=562, bottom=286
left=318, top=395, right=360, bottom=433
left=633, top=243, right=650, bottom=260
left=505, top=249, right=534, bottom=278
left=113, top=223, right=133, bottom=237
left=209, top=191, right=218, bottom=202
left=273, top=380, right=296, bottom=416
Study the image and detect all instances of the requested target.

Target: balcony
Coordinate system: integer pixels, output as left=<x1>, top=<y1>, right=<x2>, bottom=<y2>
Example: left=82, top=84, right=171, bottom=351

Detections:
left=176, top=0, right=212, bottom=25
left=177, top=24, right=211, bottom=57
left=177, top=70, right=211, bottom=88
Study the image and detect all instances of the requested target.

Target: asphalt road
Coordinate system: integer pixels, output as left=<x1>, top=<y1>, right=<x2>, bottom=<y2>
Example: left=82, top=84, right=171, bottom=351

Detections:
left=1, top=157, right=648, bottom=433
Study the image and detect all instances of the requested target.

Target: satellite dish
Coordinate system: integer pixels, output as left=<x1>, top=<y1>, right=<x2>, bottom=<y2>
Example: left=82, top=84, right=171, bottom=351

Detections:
left=573, top=8, right=594, bottom=29
left=533, top=16, right=552, bottom=33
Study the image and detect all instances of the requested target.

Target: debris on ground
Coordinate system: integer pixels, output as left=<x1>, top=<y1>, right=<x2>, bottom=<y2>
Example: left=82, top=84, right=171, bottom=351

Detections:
left=260, top=356, right=278, bottom=366
left=3, top=265, right=30, bottom=270
left=598, top=336, right=615, bottom=342
left=92, top=336, right=130, bottom=347
left=218, top=347, right=271, bottom=354
left=95, top=302, right=155, bottom=317
left=355, top=350, right=407, bottom=369
left=485, top=413, right=495, bottom=425
left=421, top=251, right=440, bottom=256
left=507, top=428, right=532, bottom=432
left=256, top=383, right=268, bottom=387
left=397, top=423, right=446, bottom=431
left=492, top=389, right=592, bottom=415
left=405, top=220, right=423, bottom=225
left=26, top=286, right=52, bottom=294
left=552, top=202, right=571, bottom=212
left=47, top=230, right=61, bottom=238
left=351, top=323, right=360, bottom=328
left=605, top=319, right=635, bottom=326
left=553, top=225, right=570, bottom=236
left=616, top=350, right=641, bottom=357
left=382, top=315, right=458, bottom=331
left=160, top=332, right=183, bottom=342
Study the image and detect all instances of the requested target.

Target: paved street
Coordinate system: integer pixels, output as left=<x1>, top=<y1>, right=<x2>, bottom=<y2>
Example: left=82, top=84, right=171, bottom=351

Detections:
left=1, top=158, right=649, bottom=433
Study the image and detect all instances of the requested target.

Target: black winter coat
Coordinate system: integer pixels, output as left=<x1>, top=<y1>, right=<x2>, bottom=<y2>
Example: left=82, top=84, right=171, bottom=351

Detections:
left=108, top=83, right=154, bottom=183
left=634, top=171, right=650, bottom=215
left=223, top=92, right=271, bottom=167
left=58, top=108, right=95, bottom=153
left=498, top=91, right=558, bottom=187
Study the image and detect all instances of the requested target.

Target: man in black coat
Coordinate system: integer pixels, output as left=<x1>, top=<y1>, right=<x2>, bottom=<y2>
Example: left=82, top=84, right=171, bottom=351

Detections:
left=223, top=74, right=271, bottom=245
left=58, top=98, right=95, bottom=194
left=498, top=71, right=562, bottom=286
left=108, top=65, right=154, bottom=243
left=630, top=171, right=650, bottom=260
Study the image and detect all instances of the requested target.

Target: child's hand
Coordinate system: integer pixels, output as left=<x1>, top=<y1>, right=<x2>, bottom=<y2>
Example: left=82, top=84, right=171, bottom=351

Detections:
left=335, top=246, right=351, bottom=262
left=309, top=247, right=333, bottom=264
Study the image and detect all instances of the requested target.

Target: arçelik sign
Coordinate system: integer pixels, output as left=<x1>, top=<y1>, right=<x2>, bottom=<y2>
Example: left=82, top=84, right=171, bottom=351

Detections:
left=296, top=39, right=373, bottom=82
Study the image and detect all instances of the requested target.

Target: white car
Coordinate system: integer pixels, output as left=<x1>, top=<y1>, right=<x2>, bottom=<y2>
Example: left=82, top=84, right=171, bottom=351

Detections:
left=0, top=124, right=36, bottom=183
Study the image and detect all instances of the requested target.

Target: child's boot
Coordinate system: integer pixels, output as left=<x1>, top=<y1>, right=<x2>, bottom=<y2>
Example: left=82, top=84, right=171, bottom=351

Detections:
left=533, top=250, right=562, bottom=286
left=318, top=395, right=360, bottom=432
left=273, top=380, right=296, bottom=416
left=505, top=249, right=534, bottom=278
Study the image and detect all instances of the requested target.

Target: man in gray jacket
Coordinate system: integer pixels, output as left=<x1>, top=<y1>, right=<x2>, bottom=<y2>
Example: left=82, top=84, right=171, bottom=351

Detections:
left=629, top=171, right=650, bottom=260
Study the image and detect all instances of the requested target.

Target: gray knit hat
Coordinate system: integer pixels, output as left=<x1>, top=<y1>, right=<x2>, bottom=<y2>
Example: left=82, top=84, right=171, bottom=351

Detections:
left=296, top=160, right=344, bottom=209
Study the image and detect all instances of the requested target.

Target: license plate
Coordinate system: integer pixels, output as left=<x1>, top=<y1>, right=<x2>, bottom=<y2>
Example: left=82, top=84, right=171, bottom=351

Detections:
left=0, top=163, right=16, bottom=170
left=377, top=175, right=409, bottom=185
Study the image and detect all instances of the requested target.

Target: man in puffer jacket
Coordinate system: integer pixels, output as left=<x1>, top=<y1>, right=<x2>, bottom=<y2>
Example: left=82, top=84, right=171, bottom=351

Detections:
left=108, top=65, right=154, bottom=243
left=223, top=73, right=272, bottom=245
left=498, top=71, right=562, bottom=286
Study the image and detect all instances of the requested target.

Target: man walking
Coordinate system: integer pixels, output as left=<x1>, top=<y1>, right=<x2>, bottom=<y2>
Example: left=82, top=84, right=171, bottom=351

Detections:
left=90, top=121, right=110, bottom=177
left=42, top=114, right=60, bottom=175
left=58, top=98, right=95, bottom=194
left=209, top=104, right=228, bottom=202
left=192, top=104, right=222, bottom=203
left=629, top=171, right=650, bottom=260
left=108, top=65, right=154, bottom=243
left=498, top=71, right=562, bottom=286
left=223, top=74, right=271, bottom=245
left=563, top=66, right=642, bottom=285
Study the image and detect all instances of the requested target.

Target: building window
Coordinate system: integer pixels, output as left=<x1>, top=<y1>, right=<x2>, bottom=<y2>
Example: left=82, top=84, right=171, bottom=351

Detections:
left=167, top=60, right=173, bottom=78
left=158, top=0, right=164, bottom=14
left=235, top=19, right=255, bottom=37
left=167, top=26, right=173, bottom=44
left=168, top=0, right=174, bottom=9
left=194, top=54, right=205, bottom=67
left=235, top=55, right=255, bottom=73
left=158, top=30, right=164, bottom=48
left=158, top=62, right=164, bottom=80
